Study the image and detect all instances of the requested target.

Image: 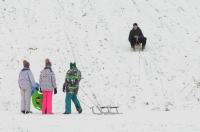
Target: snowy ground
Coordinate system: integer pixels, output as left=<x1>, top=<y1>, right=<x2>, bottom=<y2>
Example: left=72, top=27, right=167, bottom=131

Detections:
left=1, top=111, right=200, bottom=132
left=1, top=0, right=200, bottom=131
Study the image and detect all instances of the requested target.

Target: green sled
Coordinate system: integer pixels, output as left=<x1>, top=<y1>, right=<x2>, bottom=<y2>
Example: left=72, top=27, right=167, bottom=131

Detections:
left=32, top=90, right=43, bottom=111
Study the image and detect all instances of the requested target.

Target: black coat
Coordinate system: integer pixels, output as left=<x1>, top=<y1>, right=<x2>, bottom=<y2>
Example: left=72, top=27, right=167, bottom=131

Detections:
left=128, top=27, right=144, bottom=42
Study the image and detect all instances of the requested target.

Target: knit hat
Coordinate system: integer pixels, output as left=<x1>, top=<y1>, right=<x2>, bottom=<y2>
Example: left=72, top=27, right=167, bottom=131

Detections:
left=23, top=60, right=30, bottom=68
left=45, top=58, right=51, bottom=67
left=133, top=23, right=138, bottom=26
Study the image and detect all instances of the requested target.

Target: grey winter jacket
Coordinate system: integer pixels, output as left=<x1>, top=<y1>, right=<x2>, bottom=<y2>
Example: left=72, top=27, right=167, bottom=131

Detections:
left=39, top=67, right=57, bottom=91
left=18, top=68, right=35, bottom=89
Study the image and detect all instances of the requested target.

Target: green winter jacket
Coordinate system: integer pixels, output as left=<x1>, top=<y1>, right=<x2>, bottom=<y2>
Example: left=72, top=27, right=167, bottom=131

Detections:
left=63, top=68, right=81, bottom=94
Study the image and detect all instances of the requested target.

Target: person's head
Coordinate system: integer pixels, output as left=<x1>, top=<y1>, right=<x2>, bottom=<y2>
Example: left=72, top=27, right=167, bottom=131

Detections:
left=45, top=58, right=51, bottom=67
left=133, top=23, right=138, bottom=30
left=70, top=62, right=76, bottom=69
left=23, top=60, right=30, bottom=68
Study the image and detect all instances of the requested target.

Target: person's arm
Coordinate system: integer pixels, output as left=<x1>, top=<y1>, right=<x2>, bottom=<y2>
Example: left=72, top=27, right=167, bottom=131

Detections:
left=77, top=70, right=82, bottom=82
left=28, top=70, right=35, bottom=85
left=128, top=30, right=132, bottom=42
left=39, top=72, right=42, bottom=86
left=63, top=83, right=66, bottom=92
left=39, top=72, right=43, bottom=92
left=18, top=72, right=21, bottom=89
left=65, top=74, right=70, bottom=93
left=75, top=80, right=79, bottom=95
left=139, top=29, right=144, bottom=38
left=51, top=72, right=57, bottom=94
left=51, top=72, right=57, bottom=89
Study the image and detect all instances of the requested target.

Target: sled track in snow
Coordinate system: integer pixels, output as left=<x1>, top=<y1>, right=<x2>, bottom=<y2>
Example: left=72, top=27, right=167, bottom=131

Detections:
left=138, top=49, right=168, bottom=100
left=129, top=0, right=168, bottom=101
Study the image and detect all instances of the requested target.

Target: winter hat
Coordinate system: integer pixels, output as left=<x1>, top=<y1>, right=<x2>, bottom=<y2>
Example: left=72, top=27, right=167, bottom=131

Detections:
left=45, top=58, right=51, bottom=67
left=23, top=60, right=30, bottom=68
left=70, top=62, right=76, bottom=69
left=133, top=23, right=138, bottom=26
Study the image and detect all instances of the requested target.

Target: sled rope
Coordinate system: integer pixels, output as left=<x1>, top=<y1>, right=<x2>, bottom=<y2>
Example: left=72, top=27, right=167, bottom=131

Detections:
left=80, top=88, right=100, bottom=109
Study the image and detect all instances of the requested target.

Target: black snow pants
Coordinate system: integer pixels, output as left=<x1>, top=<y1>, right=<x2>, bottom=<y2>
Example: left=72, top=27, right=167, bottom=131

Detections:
left=130, top=37, right=147, bottom=49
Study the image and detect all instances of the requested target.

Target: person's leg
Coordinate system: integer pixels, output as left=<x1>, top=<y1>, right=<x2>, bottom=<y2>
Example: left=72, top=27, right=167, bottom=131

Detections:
left=46, top=91, right=53, bottom=114
left=65, top=93, right=72, bottom=114
left=24, top=88, right=32, bottom=113
left=131, top=38, right=137, bottom=49
left=72, top=94, right=82, bottom=113
left=42, top=91, right=47, bottom=114
left=20, top=89, right=25, bottom=113
left=139, top=37, right=146, bottom=49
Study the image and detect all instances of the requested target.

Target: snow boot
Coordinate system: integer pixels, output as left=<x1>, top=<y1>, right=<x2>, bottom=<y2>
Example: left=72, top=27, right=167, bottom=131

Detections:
left=142, top=46, right=145, bottom=51
left=77, top=108, right=82, bottom=114
left=25, top=111, right=32, bottom=114
left=63, top=112, right=71, bottom=114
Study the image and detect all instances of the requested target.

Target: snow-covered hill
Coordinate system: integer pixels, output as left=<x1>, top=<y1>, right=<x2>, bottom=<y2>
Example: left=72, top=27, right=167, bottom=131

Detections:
left=1, top=0, right=200, bottom=131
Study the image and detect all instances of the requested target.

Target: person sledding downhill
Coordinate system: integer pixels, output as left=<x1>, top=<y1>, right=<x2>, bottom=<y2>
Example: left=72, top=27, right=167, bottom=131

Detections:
left=63, top=62, right=82, bottom=114
left=128, top=23, right=147, bottom=51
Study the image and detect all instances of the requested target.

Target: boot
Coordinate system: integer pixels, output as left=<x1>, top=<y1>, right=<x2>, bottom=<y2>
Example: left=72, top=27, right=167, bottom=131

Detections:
left=142, top=46, right=145, bottom=51
left=77, top=108, right=82, bottom=114
left=63, top=112, right=71, bottom=114
left=25, top=111, right=32, bottom=114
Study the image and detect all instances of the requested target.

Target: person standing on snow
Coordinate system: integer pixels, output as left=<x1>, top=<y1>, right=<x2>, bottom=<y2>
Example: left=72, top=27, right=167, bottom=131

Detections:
left=63, top=62, right=82, bottom=114
left=128, top=23, right=147, bottom=50
left=18, top=60, right=35, bottom=114
left=39, top=59, right=57, bottom=114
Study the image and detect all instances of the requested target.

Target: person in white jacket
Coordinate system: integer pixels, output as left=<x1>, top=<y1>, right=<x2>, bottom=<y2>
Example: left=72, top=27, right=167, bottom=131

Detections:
left=18, top=60, right=35, bottom=114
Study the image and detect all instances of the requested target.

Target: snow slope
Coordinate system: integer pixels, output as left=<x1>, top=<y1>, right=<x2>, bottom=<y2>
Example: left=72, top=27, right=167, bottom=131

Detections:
left=1, top=0, right=200, bottom=131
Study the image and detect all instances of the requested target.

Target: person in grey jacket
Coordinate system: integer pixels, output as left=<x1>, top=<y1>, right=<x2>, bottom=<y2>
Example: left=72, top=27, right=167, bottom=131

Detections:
left=18, top=60, right=35, bottom=114
left=39, top=59, right=57, bottom=114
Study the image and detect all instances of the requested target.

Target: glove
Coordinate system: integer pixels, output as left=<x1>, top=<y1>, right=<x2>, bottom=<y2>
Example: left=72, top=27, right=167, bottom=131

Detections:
left=39, top=88, right=42, bottom=93
left=63, top=86, right=66, bottom=93
left=63, top=83, right=66, bottom=93
left=54, top=88, right=57, bottom=95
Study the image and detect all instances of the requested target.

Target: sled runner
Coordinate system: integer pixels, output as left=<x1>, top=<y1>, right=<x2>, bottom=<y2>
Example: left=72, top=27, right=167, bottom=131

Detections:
left=91, top=105, right=120, bottom=115
left=132, top=42, right=143, bottom=51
